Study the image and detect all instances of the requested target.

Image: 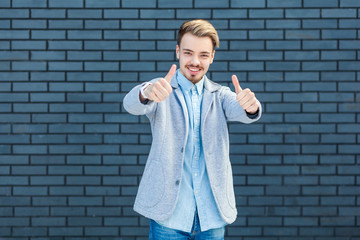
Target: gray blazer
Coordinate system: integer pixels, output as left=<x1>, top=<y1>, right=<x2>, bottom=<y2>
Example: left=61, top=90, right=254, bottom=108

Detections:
left=123, top=75, right=262, bottom=224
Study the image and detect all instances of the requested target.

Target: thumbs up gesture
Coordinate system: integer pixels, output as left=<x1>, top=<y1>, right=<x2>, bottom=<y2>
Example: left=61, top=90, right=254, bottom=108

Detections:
left=141, top=64, right=176, bottom=103
left=232, top=75, right=259, bottom=114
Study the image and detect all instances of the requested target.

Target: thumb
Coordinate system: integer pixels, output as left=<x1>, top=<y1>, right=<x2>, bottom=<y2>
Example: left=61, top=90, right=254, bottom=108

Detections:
left=232, top=75, right=242, bottom=94
left=164, top=64, right=177, bottom=83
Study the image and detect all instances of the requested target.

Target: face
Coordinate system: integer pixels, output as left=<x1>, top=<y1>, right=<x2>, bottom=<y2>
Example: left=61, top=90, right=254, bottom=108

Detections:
left=176, top=33, right=215, bottom=84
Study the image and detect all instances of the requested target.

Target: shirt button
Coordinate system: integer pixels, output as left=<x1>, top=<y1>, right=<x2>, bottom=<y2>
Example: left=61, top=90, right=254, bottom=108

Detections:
left=175, top=180, right=180, bottom=185
left=195, top=191, right=198, bottom=194
left=194, top=173, right=198, bottom=177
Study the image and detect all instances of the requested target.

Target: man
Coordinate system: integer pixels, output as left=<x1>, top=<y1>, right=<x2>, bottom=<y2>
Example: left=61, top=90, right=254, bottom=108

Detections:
left=123, top=19, right=262, bottom=239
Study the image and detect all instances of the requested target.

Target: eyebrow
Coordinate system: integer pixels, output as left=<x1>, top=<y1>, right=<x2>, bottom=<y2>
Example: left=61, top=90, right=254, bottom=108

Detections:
left=182, top=48, right=211, bottom=54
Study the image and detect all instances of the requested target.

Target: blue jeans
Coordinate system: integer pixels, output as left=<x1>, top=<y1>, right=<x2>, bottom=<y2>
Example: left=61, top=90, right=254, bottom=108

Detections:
left=149, top=211, right=225, bottom=240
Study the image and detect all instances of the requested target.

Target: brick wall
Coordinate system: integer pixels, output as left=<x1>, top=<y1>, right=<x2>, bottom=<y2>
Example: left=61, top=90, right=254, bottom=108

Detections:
left=1, top=0, right=359, bottom=239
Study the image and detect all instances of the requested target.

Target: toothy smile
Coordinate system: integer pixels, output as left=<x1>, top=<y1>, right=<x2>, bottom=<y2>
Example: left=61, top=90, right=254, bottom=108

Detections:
left=188, top=67, right=201, bottom=73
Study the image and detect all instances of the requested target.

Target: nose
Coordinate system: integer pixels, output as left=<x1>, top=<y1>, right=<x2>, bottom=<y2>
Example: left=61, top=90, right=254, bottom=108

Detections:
left=190, top=55, right=200, bottom=66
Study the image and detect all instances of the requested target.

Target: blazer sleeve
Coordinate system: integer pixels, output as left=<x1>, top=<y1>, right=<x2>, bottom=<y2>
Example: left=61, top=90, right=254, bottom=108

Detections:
left=123, top=82, right=157, bottom=117
left=220, top=86, right=262, bottom=124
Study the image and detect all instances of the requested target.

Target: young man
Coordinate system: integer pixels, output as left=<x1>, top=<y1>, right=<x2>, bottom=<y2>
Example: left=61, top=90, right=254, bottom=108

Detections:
left=123, top=19, right=262, bottom=239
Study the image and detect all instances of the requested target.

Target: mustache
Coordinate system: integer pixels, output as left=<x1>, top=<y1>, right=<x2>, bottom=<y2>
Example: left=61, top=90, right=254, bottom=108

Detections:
left=186, top=65, right=202, bottom=69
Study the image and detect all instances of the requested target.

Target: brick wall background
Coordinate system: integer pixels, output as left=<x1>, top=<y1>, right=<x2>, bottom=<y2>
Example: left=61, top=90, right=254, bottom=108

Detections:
left=0, top=0, right=360, bottom=239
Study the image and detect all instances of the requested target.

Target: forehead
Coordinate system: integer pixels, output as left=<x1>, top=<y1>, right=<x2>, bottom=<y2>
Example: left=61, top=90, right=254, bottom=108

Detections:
left=180, top=33, right=213, bottom=52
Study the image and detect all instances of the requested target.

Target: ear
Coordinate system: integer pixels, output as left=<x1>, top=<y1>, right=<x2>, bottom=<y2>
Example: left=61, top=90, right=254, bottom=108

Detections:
left=176, top=45, right=180, bottom=59
left=210, top=49, right=215, bottom=64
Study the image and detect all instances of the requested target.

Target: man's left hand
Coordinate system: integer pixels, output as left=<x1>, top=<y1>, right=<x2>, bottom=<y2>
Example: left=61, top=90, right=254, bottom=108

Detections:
left=232, top=75, right=259, bottom=114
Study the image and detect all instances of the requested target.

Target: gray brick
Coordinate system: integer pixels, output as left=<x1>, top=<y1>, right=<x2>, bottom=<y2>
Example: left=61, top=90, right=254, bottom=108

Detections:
left=0, top=0, right=10, bottom=7
left=85, top=20, right=120, bottom=29
left=322, top=197, right=355, bottom=206
left=230, top=62, right=264, bottom=71
left=250, top=30, right=283, bottom=40
left=86, top=187, right=120, bottom=196
left=286, top=30, right=320, bottom=39
left=250, top=9, right=283, bottom=19
left=176, top=9, right=211, bottom=19
left=32, top=51, right=66, bottom=60
left=286, top=9, right=320, bottom=18
left=215, top=10, right=247, bottom=19
left=340, top=19, right=360, bottom=28
left=323, top=30, right=356, bottom=39
left=104, top=30, right=138, bottom=40
left=122, top=0, right=155, bottom=8
left=266, top=62, right=300, bottom=71
left=68, top=30, right=102, bottom=40
left=340, top=40, right=360, bottom=49
left=0, top=41, right=9, bottom=50
left=48, top=41, right=82, bottom=50
left=49, top=61, right=83, bottom=71
left=85, top=0, right=120, bottom=8
left=31, top=9, right=65, bottom=18
left=13, top=20, right=46, bottom=29
left=285, top=217, right=318, bottom=226
left=67, top=72, right=101, bottom=81
left=68, top=9, right=102, bottom=19
left=266, top=144, right=300, bottom=154
left=267, top=40, right=301, bottom=50
left=340, top=0, right=360, bottom=7
left=231, top=0, right=265, bottom=8
left=268, top=0, right=302, bottom=7
left=49, top=0, right=83, bottom=8
left=67, top=51, right=101, bottom=61
left=303, top=186, right=337, bottom=195
left=49, top=20, right=83, bottom=29
left=0, top=20, right=9, bottom=28
left=158, top=0, right=192, bottom=8
left=104, top=9, right=139, bottom=19
left=49, top=227, right=82, bottom=236
left=140, top=9, right=175, bottom=19
left=321, top=51, right=356, bottom=60
left=267, top=20, right=301, bottom=29
left=0, top=10, right=29, bottom=19
left=323, top=9, right=357, bottom=18
left=304, top=0, right=339, bottom=7
left=85, top=40, right=119, bottom=50
left=230, top=20, right=264, bottom=29
left=304, top=20, right=338, bottom=29
left=321, top=216, right=355, bottom=226
left=85, top=62, right=119, bottom=71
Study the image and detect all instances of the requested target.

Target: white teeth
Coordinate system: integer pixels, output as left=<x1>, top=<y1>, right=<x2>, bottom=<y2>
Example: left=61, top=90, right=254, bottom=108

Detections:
left=189, top=68, right=199, bottom=72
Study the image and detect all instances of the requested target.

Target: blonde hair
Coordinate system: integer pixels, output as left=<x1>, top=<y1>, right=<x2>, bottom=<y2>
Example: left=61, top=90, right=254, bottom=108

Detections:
left=177, top=19, right=220, bottom=49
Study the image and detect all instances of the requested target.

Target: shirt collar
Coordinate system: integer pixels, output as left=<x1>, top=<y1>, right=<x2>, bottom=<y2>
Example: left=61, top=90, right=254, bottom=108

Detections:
left=176, top=69, right=204, bottom=95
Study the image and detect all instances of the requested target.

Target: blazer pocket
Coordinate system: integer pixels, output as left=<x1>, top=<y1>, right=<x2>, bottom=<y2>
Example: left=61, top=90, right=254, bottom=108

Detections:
left=226, top=162, right=236, bottom=210
left=136, top=161, right=165, bottom=208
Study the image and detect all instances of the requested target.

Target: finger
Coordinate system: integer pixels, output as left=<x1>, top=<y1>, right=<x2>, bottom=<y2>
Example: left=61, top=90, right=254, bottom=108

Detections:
left=236, top=88, right=251, bottom=102
left=158, top=78, right=173, bottom=94
left=148, top=91, right=162, bottom=103
left=241, top=98, right=257, bottom=111
left=152, top=85, right=167, bottom=101
left=232, top=75, right=242, bottom=94
left=154, top=82, right=170, bottom=99
left=164, top=64, right=177, bottom=83
left=239, top=92, right=256, bottom=108
left=245, top=104, right=259, bottom=114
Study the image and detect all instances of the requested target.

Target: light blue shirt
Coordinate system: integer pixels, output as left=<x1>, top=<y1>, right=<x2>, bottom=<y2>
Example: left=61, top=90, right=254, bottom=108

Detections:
left=157, top=70, right=226, bottom=232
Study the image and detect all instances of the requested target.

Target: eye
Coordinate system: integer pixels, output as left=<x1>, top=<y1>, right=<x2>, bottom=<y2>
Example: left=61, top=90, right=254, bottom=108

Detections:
left=201, top=54, right=209, bottom=58
left=184, top=52, right=191, bottom=55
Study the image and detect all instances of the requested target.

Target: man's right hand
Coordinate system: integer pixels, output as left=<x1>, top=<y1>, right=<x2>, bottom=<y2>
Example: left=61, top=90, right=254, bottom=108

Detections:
left=140, top=64, right=177, bottom=103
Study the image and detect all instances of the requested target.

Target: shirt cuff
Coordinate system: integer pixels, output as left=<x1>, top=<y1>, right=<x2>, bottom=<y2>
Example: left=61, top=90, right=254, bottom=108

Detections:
left=246, top=109, right=259, bottom=119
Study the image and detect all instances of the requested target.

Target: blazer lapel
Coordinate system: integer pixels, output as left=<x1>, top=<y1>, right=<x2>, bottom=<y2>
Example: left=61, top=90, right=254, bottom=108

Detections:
left=170, top=77, right=189, bottom=135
